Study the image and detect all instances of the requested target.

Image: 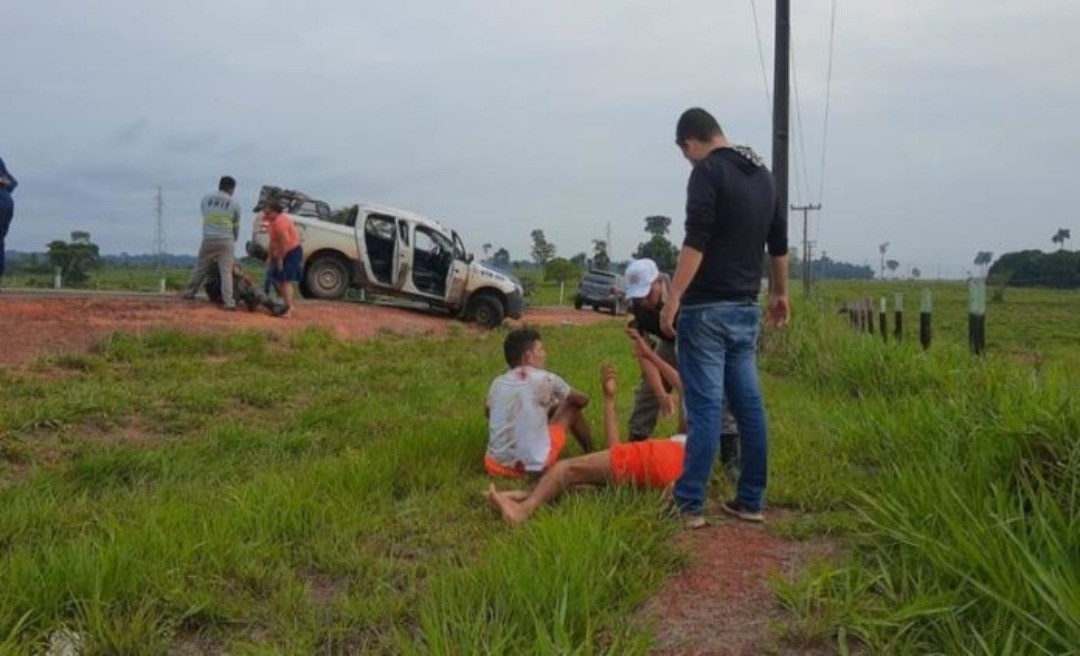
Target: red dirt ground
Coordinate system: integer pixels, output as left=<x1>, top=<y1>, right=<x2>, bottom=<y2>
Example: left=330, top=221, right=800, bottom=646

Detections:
left=0, top=292, right=839, bottom=654
left=0, top=292, right=617, bottom=367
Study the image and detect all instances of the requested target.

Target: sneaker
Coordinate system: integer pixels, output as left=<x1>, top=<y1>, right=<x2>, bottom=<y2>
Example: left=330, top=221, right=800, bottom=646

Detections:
left=682, top=514, right=707, bottom=530
left=722, top=499, right=765, bottom=523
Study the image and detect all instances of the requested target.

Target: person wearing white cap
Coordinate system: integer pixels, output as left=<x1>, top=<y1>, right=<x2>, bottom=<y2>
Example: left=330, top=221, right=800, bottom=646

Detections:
left=623, top=258, right=740, bottom=474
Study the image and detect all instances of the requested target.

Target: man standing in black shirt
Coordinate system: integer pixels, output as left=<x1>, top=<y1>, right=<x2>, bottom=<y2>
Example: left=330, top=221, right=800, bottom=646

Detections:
left=624, top=258, right=740, bottom=475
left=660, top=108, right=789, bottom=527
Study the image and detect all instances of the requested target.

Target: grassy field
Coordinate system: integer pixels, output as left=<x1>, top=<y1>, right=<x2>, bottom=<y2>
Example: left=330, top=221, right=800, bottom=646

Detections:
left=0, top=282, right=1077, bottom=653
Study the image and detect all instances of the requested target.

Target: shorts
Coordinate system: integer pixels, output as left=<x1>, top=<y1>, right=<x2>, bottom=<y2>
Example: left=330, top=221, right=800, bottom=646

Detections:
left=485, top=425, right=568, bottom=478
left=610, top=439, right=685, bottom=488
left=270, top=246, right=303, bottom=283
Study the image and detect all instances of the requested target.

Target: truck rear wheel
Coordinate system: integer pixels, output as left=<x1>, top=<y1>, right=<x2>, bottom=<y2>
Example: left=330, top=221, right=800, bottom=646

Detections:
left=304, top=255, right=350, bottom=300
left=467, top=293, right=505, bottom=329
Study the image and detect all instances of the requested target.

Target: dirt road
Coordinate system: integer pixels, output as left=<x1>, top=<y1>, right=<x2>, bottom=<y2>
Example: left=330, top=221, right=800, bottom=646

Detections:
left=0, top=291, right=618, bottom=367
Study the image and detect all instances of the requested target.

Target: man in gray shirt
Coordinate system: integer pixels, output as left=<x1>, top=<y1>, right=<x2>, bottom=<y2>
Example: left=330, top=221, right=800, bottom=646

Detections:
left=182, top=176, right=241, bottom=309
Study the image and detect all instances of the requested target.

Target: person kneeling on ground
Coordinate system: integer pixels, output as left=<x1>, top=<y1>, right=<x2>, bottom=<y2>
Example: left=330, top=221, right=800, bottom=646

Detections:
left=485, top=328, right=594, bottom=478
left=486, top=333, right=688, bottom=525
left=205, top=263, right=288, bottom=316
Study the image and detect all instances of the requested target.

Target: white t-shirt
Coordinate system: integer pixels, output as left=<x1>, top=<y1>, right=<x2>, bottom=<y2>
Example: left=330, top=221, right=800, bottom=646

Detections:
left=486, top=366, right=571, bottom=472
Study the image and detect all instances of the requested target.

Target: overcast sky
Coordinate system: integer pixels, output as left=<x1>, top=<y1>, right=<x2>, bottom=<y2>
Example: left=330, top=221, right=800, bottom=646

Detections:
left=5, top=0, right=1078, bottom=277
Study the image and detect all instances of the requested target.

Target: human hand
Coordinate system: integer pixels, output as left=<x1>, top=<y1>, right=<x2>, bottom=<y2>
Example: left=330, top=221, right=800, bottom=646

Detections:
left=660, top=298, right=679, bottom=338
left=767, top=294, right=790, bottom=328
left=625, top=328, right=651, bottom=359
left=600, top=363, right=617, bottom=398
left=658, top=393, right=675, bottom=419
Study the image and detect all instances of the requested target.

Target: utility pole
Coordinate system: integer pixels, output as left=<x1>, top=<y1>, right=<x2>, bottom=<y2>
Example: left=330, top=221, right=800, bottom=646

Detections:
left=772, top=0, right=791, bottom=272
left=791, top=203, right=821, bottom=294
left=154, top=186, right=166, bottom=293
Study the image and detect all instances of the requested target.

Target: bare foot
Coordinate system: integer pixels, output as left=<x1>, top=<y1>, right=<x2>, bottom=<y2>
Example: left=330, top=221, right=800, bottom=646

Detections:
left=504, top=489, right=529, bottom=502
left=488, top=489, right=529, bottom=525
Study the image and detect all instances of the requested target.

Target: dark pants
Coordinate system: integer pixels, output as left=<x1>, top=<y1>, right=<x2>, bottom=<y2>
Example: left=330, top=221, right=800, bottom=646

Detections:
left=0, top=199, right=12, bottom=278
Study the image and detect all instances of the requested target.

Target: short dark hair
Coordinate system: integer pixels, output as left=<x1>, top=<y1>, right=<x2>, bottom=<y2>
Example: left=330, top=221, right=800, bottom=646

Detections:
left=218, top=176, right=236, bottom=192
left=503, top=328, right=541, bottom=367
left=676, top=108, right=723, bottom=144
left=266, top=200, right=284, bottom=213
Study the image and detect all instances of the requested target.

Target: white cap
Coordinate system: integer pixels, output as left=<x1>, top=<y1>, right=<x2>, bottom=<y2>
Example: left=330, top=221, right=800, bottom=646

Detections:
left=624, top=258, right=660, bottom=299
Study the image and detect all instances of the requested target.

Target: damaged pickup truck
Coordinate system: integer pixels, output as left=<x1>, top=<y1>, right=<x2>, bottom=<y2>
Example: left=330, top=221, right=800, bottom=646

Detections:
left=245, top=186, right=523, bottom=328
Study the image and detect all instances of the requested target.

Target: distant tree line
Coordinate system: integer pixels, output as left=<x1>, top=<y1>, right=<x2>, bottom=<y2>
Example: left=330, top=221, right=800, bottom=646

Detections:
left=989, top=249, right=1080, bottom=289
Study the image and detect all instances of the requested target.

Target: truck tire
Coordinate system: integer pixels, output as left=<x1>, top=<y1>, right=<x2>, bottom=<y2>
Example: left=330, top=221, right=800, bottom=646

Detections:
left=304, top=255, right=350, bottom=300
left=467, top=293, right=505, bottom=329
left=573, top=297, right=583, bottom=310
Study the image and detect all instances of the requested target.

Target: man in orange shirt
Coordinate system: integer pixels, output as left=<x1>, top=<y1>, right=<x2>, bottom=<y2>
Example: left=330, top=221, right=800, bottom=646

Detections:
left=262, top=201, right=303, bottom=317
left=486, top=330, right=689, bottom=525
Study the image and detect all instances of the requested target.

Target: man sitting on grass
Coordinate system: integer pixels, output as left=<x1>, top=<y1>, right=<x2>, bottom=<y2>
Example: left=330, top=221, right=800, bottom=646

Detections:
left=485, top=328, right=594, bottom=478
left=486, top=331, right=689, bottom=525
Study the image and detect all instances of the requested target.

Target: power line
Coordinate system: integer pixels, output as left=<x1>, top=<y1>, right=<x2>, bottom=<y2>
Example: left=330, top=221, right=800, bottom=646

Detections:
left=790, top=33, right=812, bottom=208
left=748, top=0, right=771, bottom=110
left=817, top=0, right=839, bottom=208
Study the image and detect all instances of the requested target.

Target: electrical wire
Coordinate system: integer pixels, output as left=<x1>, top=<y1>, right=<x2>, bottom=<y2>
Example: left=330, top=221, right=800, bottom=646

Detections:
left=816, top=0, right=839, bottom=241
left=748, top=0, right=771, bottom=110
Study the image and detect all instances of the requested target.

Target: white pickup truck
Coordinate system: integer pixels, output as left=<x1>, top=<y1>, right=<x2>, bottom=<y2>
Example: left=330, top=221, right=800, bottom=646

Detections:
left=246, top=186, right=523, bottom=328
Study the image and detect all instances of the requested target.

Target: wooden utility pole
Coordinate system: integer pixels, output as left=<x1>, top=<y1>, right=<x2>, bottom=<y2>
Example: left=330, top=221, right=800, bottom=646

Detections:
left=773, top=0, right=790, bottom=267
left=791, top=203, right=821, bottom=294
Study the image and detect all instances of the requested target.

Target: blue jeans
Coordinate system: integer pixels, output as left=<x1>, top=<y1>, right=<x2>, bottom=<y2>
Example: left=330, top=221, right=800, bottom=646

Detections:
left=674, top=302, right=768, bottom=515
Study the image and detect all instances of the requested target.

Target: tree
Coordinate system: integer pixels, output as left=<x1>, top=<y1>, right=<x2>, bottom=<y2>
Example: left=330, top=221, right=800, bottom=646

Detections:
left=886, top=259, right=900, bottom=277
left=482, top=243, right=492, bottom=258
left=1052, top=228, right=1071, bottom=250
left=544, top=257, right=579, bottom=284
left=569, top=252, right=587, bottom=268
left=47, top=231, right=101, bottom=286
left=878, top=242, right=890, bottom=279
left=635, top=216, right=678, bottom=271
left=491, top=247, right=511, bottom=271
left=591, top=239, right=611, bottom=270
left=974, top=251, right=994, bottom=279
left=635, top=235, right=678, bottom=271
left=530, top=229, right=556, bottom=266
left=911, top=267, right=921, bottom=279
left=644, top=215, right=672, bottom=238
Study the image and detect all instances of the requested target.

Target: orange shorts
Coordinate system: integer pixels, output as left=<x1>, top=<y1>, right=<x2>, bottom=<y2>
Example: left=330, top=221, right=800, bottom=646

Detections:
left=485, top=425, right=568, bottom=478
left=610, top=440, right=685, bottom=488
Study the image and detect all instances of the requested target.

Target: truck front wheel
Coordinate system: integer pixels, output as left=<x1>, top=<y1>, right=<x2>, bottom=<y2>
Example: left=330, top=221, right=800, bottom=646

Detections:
left=467, top=293, right=505, bottom=329
left=304, top=255, right=350, bottom=300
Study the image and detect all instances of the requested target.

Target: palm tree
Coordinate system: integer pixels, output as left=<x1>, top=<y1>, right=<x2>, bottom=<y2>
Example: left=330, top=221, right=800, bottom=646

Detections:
left=1052, top=228, right=1071, bottom=250
left=886, top=259, right=900, bottom=278
left=878, top=242, right=890, bottom=279
left=973, top=251, right=994, bottom=279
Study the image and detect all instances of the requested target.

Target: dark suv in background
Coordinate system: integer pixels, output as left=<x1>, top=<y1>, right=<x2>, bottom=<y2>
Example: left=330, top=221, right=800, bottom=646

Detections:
left=574, top=270, right=628, bottom=315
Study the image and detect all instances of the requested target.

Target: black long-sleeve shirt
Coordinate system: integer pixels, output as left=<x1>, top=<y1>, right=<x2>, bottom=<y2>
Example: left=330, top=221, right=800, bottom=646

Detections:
left=681, top=146, right=788, bottom=306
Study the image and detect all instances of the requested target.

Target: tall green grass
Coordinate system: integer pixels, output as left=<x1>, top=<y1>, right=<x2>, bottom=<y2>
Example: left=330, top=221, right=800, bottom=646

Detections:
left=0, top=325, right=680, bottom=653
left=765, top=291, right=1080, bottom=654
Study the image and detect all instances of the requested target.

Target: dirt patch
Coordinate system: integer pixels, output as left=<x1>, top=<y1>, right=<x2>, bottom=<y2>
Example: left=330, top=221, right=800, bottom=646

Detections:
left=0, top=292, right=619, bottom=368
left=642, top=511, right=839, bottom=656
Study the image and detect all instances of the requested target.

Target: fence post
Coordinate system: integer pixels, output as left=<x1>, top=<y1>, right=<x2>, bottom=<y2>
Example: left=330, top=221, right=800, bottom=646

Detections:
left=879, top=297, right=888, bottom=343
left=865, top=297, right=874, bottom=334
left=894, top=293, right=904, bottom=344
left=847, top=301, right=857, bottom=328
left=53, top=266, right=62, bottom=289
left=919, top=289, right=932, bottom=350
left=559, top=281, right=565, bottom=306
left=968, top=279, right=986, bottom=355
